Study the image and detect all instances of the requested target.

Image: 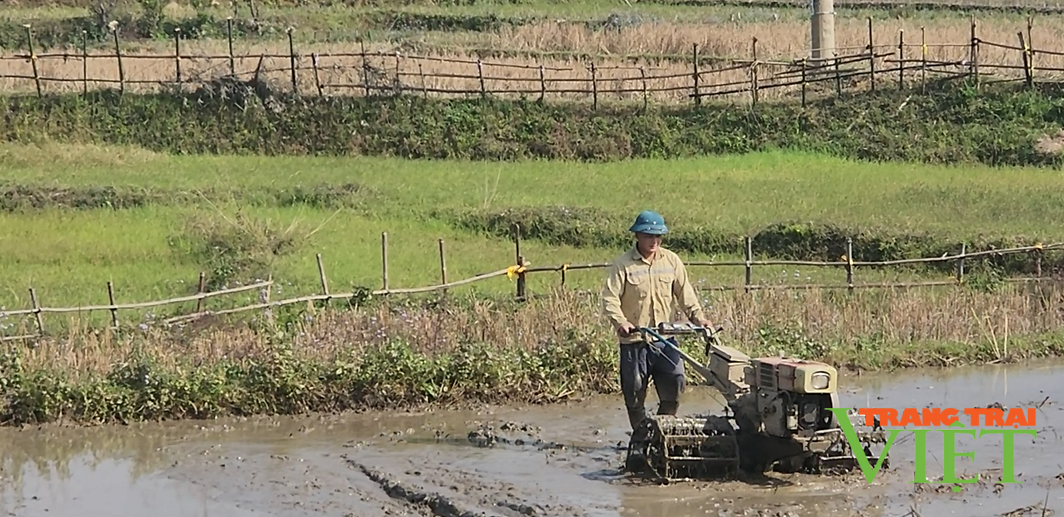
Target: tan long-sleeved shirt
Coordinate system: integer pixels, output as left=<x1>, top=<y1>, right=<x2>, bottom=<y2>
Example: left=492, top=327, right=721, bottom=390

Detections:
left=601, top=245, right=706, bottom=344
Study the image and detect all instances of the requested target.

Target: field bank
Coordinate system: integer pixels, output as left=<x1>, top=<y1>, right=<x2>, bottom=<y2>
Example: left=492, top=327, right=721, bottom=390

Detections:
left=2, top=136, right=1064, bottom=314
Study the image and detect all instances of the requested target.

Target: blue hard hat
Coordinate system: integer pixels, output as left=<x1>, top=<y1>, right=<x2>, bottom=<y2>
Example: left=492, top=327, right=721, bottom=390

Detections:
left=629, top=210, right=668, bottom=235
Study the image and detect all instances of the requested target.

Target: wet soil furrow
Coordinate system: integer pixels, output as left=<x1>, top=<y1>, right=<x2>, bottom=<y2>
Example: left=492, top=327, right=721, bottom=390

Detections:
left=352, top=461, right=507, bottom=517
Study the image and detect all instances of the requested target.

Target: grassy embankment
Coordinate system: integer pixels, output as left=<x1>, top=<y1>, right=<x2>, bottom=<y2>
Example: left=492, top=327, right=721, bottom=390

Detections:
left=0, top=0, right=1056, bottom=101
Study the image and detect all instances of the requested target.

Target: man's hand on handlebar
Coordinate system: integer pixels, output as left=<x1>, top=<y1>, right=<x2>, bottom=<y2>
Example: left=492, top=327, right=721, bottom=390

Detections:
left=617, top=322, right=636, bottom=338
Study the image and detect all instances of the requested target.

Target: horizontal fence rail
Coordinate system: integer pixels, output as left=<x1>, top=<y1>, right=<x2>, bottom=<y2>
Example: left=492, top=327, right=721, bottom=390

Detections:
left=1, top=226, right=1059, bottom=343
left=0, top=17, right=1059, bottom=105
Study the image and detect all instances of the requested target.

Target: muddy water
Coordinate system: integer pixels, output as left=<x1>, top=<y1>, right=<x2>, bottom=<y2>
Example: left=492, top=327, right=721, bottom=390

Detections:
left=1, top=361, right=1063, bottom=517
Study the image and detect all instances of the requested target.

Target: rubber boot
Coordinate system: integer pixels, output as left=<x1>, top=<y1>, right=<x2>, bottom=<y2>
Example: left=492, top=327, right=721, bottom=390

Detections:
left=627, top=407, right=647, bottom=431
left=657, top=400, right=679, bottom=416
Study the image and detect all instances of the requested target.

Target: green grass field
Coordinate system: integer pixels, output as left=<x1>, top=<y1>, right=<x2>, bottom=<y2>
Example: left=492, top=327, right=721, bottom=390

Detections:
left=2, top=141, right=1062, bottom=331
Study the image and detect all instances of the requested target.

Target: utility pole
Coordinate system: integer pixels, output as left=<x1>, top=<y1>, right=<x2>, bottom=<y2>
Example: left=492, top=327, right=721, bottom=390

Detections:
left=810, top=0, right=836, bottom=63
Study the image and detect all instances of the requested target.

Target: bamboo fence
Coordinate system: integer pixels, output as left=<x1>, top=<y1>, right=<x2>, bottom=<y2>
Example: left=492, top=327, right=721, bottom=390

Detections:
left=1, top=225, right=1059, bottom=343
left=0, top=17, right=1058, bottom=105
left=673, top=0, right=1064, bottom=13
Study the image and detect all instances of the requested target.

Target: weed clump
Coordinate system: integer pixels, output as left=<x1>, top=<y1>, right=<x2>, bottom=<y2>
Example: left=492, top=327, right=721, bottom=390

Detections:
left=170, top=211, right=309, bottom=290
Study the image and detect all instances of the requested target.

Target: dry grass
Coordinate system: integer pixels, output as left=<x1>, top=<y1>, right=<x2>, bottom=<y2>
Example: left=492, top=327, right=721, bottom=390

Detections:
left=0, top=15, right=1058, bottom=102
left=16, top=281, right=1064, bottom=378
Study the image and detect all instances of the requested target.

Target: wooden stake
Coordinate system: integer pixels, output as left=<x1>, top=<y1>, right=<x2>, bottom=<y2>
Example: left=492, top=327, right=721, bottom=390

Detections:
left=360, top=38, right=370, bottom=96
left=24, top=25, right=41, bottom=98
left=539, top=64, right=546, bottom=101
left=316, top=253, right=330, bottom=301
left=956, top=243, right=966, bottom=284
left=381, top=232, right=389, bottom=291
left=477, top=59, right=485, bottom=97
left=846, top=237, right=854, bottom=291
left=590, top=62, right=598, bottom=110
left=113, top=28, right=124, bottom=94
left=29, top=287, right=44, bottom=336
left=312, top=53, right=323, bottom=95
left=287, top=27, right=297, bottom=93
left=898, top=29, right=905, bottom=89
left=226, top=17, right=235, bottom=75
left=195, top=271, right=206, bottom=312
left=438, top=238, right=447, bottom=286
left=82, top=30, right=88, bottom=95
left=640, top=66, right=648, bottom=110
left=692, top=43, right=700, bottom=105
left=750, top=38, right=759, bottom=107
left=744, top=236, right=752, bottom=293
left=867, top=17, right=875, bottom=92
left=174, top=28, right=182, bottom=85
left=107, top=281, right=118, bottom=328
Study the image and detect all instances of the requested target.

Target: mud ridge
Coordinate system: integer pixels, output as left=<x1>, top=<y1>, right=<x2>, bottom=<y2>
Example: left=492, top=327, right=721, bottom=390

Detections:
left=465, top=420, right=626, bottom=454
left=352, top=461, right=503, bottom=517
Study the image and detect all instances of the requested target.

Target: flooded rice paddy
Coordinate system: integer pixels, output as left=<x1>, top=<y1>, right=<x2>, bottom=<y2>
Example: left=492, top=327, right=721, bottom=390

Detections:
left=1, top=360, right=1062, bottom=517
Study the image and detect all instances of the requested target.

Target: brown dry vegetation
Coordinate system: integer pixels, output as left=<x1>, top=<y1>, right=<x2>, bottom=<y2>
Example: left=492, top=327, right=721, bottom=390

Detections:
left=15, top=282, right=1064, bottom=380
left=0, top=16, right=1057, bottom=102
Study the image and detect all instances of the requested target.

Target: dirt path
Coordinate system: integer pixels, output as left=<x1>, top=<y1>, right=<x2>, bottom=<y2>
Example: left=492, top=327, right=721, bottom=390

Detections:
left=2, top=360, right=1063, bottom=517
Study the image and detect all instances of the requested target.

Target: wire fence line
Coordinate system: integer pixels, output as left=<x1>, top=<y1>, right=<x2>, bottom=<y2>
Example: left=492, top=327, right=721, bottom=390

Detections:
left=1, top=227, right=1059, bottom=344
left=0, top=17, right=1059, bottom=105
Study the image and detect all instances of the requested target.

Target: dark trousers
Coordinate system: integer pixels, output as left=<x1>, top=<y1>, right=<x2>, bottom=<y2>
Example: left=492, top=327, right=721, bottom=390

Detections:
left=620, top=338, right=686, bottom=431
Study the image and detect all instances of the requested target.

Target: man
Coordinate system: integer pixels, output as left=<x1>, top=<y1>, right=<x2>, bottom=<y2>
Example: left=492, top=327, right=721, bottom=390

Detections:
left=601, top=210, right=715, bottom=432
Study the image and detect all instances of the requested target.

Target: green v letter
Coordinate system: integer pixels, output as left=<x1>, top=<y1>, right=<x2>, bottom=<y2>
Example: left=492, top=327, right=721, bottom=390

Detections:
left=827, top=408, right=903, bottom=484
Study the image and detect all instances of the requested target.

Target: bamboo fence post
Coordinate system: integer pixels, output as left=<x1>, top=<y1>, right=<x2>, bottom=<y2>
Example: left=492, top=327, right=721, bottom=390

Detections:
left=898, top=29, right=905, bottom=89
left=970, top=17, right=980, bottom=89
left=477, top=59, right=485, bottom=98
left=174, top=28, right=182, bottom=85
left=113, top=27, right=124, bottom=94
left=419, top=63, right=426, bottom=97
left=538, top=64, right=546, bottom=101
left=1028, top=16, right=1034, bottom=79
left=29, top=288, right=43, bottom=337
left=1035, top=244, right=1043, bottom=277
left=834, top=51, right=841, bottom=96
left=692, top=43, right=700, bottom=105
left=316, top=253, right=330, bottom=303
left=867, top=17, right=876, bottom=92
left=438, top=239, right=447, bottom=289
left=590, top=62, right=598, bottom=110
left=744, top=236, right=753, bottom=293
left=361, top=37, right=370, bottom=96
left=106, top=281, right=118, bottom=328
left=195, top=271, right=206, bottom=312
left=956, top=243, right=966, bottom=284
left=226, top=17, right=235, bottom=75
left=845, top=237, right=855, bottom=291
left=263, top=273, right=275, bottom=326
left=920, top=27, right=927, bottom=94
left=24, top=25, right=41, bottom=98
left=393, top=51, right=401, bottom=94
left=1018, top=32, right=1032, bottom=88
left=81, top=30, right=88, bottom=95
left=312, top=53, right=323, bottom=95
left=381, top=232, right=389, bottom=292
left=640, top=66, right=648, bottom=110
left=750, top=37, right=759, bottom=107
left=513, top=224, right=526, bottom=300
left=287, top=27, right=297, bottom=93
